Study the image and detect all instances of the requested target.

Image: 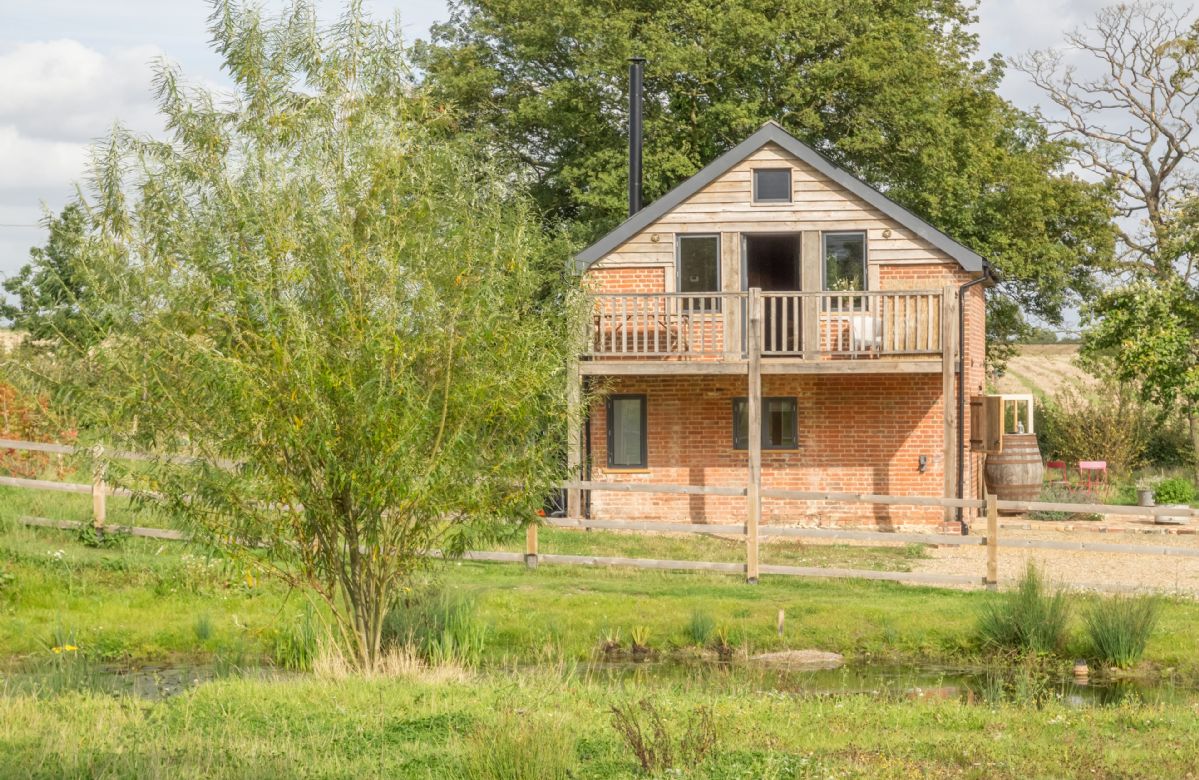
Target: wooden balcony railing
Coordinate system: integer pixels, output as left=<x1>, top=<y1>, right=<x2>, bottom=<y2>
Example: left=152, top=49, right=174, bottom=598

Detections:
left=586, top=289, right=944, bottom=360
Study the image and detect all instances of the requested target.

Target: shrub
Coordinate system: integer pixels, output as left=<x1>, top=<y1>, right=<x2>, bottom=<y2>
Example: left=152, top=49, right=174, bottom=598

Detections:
left=272, top=603, right=321, bottom=671
left=1028, top=485, right=1103, bottom=522
left=1038, top=382, right=1148, bottom=476
left=976, top=563, right=1071, bottom=654
left=1153, top=477, right=1197, bottom=505
left=685, top=610, right=714, bottom=646
left=382, top=585, right=487, bottom=666
left=462, top=711, right=576, bottom=780
left=1085, top=595, right=1161, bottom=667
left=609, top=698, right=716, bottom=775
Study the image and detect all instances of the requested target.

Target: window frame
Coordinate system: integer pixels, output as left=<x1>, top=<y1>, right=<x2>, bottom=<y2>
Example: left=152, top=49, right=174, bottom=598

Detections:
left=752, top=167, right=793, bottom=204
left=606, top=394, right=648, bottom=469
left=675, top=233, right=722, bottom=311
left=732, top=396, right=799, bottom=451
left=821, top=230, right=868, bottom=311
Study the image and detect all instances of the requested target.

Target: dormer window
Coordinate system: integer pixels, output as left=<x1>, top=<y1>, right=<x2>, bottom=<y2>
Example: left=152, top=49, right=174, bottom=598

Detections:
left=753, top=168, right=791, bottom=203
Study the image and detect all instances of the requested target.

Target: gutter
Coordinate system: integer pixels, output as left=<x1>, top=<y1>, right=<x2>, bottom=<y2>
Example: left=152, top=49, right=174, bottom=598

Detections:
left=957, top=261, right=999, bottom=533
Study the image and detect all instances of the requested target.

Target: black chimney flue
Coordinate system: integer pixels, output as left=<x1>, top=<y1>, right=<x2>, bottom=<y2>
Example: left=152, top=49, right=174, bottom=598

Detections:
left=628, top=56, right=645, bottom=217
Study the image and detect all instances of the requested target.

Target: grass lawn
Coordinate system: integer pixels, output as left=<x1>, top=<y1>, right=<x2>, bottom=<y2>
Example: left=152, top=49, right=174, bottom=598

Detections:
left=2, top=671, right=1199, bottom=778
left=6, top=484, right=1199, bottom=777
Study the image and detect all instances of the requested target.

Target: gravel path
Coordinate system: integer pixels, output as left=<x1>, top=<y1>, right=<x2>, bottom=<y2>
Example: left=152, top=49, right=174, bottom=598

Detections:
left=912, top=520, right=1199, bottom=595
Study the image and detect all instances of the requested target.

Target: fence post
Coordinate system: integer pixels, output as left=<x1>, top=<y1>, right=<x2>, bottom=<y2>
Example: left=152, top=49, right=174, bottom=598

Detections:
left=985, top=492, right=998, bottom=590
left=941, top=285, right=958, bottom=524
left=525, top=522, right=539, bottom=568
left=746, top=287, right=762, bottom=584
left=91, top=463, right=107, bottom=533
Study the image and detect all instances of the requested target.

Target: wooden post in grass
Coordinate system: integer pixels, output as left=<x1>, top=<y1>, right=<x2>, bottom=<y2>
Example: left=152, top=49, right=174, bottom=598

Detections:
left=525, top=522, right=539, bottom=568
left=746, top=287, right=762, bottom=584
left=91, top=446, right=107, bottom=533
left=985, top=491, right=998, bottom=590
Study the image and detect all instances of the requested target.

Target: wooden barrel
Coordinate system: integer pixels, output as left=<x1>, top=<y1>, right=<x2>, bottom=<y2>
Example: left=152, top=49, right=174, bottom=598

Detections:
left=984, top=434, right=1044, bottom=511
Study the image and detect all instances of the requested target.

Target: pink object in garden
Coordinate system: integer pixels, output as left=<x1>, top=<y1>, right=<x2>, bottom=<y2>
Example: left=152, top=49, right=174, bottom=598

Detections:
left=1076, top=461, right=1108, bottom=491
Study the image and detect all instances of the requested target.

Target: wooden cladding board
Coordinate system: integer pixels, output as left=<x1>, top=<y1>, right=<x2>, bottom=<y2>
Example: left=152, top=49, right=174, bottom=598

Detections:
left=591, top=142, right=963, bottom=282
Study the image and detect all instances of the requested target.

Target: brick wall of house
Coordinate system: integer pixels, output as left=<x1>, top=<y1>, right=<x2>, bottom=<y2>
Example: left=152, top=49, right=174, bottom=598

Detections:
left=584, top=373, right=952, bottom=528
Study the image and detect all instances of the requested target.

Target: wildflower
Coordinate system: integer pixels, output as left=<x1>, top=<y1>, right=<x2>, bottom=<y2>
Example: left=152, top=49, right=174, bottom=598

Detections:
left=51, top=645, right=77, bottom=654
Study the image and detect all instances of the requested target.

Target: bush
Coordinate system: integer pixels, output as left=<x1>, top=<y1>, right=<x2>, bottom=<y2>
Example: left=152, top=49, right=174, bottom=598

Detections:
left=462, top=711, right=576, bottom=780
left=1153, top=477, right=1197, bottom=505
left=1084, top=595, right=1160, bottom=668
left=382, top=584, right=487, bottom=666
left=609, top=698, right=716, bottom=775
left=1028, top=485, right=1103, bottom=522
left=1038, top=382, right=1148, bottom=476
left=976, top=563, right=1071, bottom=654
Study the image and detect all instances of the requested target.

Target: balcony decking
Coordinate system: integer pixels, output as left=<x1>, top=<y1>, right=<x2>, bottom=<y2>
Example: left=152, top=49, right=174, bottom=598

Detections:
left=582, top=288, right=953, bottom=376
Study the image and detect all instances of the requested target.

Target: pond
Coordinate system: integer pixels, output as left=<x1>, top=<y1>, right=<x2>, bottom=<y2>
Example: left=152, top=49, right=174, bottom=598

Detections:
left=3, top=656, right=1196, bottom=709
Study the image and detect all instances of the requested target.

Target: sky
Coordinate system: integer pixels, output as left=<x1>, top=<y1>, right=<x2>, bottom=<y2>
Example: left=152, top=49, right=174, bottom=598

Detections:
left=0, top=0, right=1163, bottom=285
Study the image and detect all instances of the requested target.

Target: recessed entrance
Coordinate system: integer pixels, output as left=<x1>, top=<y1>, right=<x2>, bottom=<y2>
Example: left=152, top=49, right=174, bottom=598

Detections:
left=743, top=233, right=802, bottom=353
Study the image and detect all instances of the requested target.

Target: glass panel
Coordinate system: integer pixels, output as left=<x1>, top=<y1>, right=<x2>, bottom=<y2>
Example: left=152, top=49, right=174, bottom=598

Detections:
left=766, top=399, right=797, bottom=448
left=754, top=169, right=791, bottom=202
left=678, top=236, right=719, bottom=293
left=732, top=399, right=748, bottom=449
left=611, top=397, right=644, bottom=467
left=824, top=233, right=866, bottom=293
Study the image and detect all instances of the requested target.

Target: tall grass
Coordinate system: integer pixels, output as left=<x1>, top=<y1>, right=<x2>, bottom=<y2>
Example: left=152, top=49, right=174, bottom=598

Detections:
left=685, top=610, right=715, bottom=646
left=382, top=584, right=487, bottom=666
left=1085, top=595, right=1161, bottom=667
left=461, top=711, right=576, bottom=780
left=272, top=602, right=321, bottom=671
left=976, top=563, right=1071, bottom=654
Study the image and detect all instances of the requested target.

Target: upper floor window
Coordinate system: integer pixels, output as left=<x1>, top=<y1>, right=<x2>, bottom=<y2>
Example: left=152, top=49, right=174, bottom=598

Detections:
left=823, top=232, right=866, bottom=293
left=677, top=234, right=720, bottom=310
left=753, top=168, right=792, bottom=203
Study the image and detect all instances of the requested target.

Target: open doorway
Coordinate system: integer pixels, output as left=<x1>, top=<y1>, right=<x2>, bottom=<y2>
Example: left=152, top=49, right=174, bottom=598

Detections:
left=744, top=233, right=802, bottom=353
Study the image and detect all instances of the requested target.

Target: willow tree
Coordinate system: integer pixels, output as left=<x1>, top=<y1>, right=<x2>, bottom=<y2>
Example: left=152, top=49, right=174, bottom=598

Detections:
left=39, top=1, right=583, bottom=668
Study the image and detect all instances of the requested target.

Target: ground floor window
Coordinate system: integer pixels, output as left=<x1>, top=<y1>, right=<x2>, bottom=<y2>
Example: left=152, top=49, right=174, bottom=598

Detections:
left=733, top=397, right=798, bottom=450
left=607, top=394, right=647, bottom=468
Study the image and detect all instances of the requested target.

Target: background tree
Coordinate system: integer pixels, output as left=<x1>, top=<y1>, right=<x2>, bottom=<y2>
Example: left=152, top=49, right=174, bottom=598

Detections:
left=1, top=203, right=105, bottom=349
left=417, top=0, right=1116, bottom=364
left=1015, top=2, right=1199, bottom=477
left=31, top=1, right=583, bottom=669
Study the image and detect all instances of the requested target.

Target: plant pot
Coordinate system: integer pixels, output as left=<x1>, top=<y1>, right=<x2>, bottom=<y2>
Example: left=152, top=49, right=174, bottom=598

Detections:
left=1155, top=504, right=1190, bottom=525
left=1137, top=489, right=1155, bottom=507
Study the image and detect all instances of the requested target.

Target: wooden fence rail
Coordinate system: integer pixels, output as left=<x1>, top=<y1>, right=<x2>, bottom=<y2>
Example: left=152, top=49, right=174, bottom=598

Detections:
left=4, top=436, right=1199, bottom=592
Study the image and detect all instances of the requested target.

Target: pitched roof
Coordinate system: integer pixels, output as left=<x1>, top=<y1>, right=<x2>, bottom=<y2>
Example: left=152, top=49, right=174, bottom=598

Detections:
left=574, top=121, right=984, bottom=273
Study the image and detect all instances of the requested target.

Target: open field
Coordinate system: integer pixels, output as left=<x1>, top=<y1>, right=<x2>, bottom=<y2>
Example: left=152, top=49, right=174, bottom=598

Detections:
left=991, top=343, right=1089, bottom=397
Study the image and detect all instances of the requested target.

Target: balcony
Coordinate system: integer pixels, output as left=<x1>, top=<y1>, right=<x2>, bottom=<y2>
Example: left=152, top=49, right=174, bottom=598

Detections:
left=582, top=289, right=952, bottom=376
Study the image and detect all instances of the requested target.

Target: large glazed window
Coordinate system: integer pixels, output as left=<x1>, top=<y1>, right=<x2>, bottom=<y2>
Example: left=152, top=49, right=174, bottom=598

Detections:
left=823, top=232, right=867, bottom=293
left=753, top=168, right=792, bottom=203
left=733, top=397, right=798, bottom=450
left=607, top=395, right=647, bottom=468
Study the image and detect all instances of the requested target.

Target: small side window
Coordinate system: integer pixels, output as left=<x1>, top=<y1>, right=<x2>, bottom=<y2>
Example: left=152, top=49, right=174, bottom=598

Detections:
left=733, top=397, right=798, bottom=450
left=607, top=395, right=647, bottom=468
left=753, top=168, right=792, bottom=203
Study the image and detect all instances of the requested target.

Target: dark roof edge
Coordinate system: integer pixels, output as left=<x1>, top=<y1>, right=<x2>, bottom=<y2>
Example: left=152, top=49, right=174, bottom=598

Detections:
left=573, top=121, right=983, bottom=274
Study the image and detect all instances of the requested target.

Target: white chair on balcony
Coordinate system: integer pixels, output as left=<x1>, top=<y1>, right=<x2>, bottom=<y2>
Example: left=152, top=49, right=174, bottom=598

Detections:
left=848, top=312, right=882, bottom=356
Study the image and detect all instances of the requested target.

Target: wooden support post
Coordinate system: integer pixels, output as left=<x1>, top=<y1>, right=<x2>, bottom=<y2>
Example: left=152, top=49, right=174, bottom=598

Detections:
left=800, top=232, right=821, bottom=358
left=985, top=492, right=998, bottom=590
left=525, top=522, right=539, bottom=568
left=91, top=471, right=107, bottom=532
left=566, top=359, right=583, bottom=519
left=941, top=286, right=958, bottom=523
left=721, top=232, right=741, bottom=360
left=746, top=287, right=762, bottom=584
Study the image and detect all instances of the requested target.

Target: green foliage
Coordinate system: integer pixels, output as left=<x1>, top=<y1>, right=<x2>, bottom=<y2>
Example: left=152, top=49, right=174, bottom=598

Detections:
left=27, top=1, right=584, bottom=670
left=1037, top=381, right=1149, bottom=476
left=976, top=564, right=1071, bottom=655
left=75, top=523, right=127, bottom=550
left=461, top=711, right=577, bottom=780
left=0, top=204, right=107, bottom=349
left=1027, top=485, right=1102, bottom=522
left=272, top=603, right=321, bottom=671
left=382, top=585, right=487, bottom=667
left=1153, top=477, right=1197, bottom=506
left=1084, top=595, right=1160, bottom=668
left=685, top=609, right=714, bottom=646
left=193, top=613, right=214, bottom=643
left=419, top=0, right=1115, bottom=347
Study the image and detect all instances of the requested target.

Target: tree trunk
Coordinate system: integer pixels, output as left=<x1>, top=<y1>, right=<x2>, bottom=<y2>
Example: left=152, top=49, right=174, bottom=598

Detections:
left=1190, top=408, right=1199, bottom=486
